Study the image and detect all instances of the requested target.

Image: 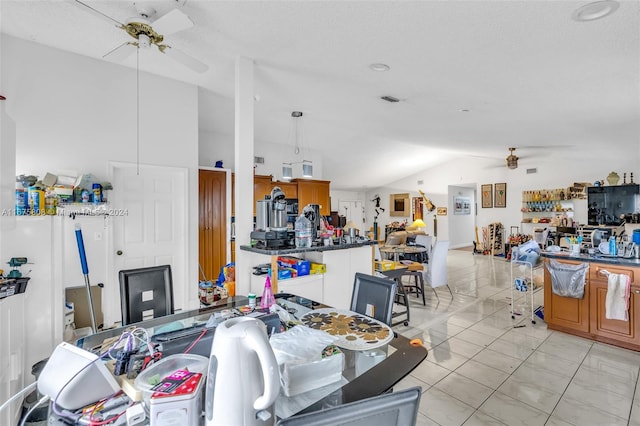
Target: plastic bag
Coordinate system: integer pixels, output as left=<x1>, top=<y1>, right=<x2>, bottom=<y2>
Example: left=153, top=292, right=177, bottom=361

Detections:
left=269, top=325, right=336, bottom=365
left=546, top=260, right=589, bottom=299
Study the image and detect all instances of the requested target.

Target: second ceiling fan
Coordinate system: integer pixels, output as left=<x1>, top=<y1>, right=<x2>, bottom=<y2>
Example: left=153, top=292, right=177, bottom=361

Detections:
left=73, top=0, right=208, bottom=73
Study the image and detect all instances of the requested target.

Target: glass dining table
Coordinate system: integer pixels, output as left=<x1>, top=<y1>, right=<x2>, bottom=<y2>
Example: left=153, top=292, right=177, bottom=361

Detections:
left=379, top=245, right=427, bottom=262
left=67, top=293, right=428, bottom=423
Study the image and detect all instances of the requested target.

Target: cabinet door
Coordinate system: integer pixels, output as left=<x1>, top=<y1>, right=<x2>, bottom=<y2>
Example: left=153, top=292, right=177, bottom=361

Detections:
left=275, top=181, right=298, bottom=199
left=253, top=175, right=273, bottom=215
left=199, top=170, right=227, bottom=283
left=296, top=179, right=331, bottom=216
left=589, top=280, right=640, bottom=347
left=544, top=260, right=590, bottom=333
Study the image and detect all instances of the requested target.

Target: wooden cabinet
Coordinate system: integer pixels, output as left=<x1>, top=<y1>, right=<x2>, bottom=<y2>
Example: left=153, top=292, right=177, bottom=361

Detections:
left=544, top=257, right=640, bottom=351
left=544, top=259, right=590, bottom=334
left=295, top=179, right=331, bottom=216
left=253, top=175, right=273, bottom=215
left=199, top=169, right=227, bottom=283
left=589, top=265, right=640, bottom=348
left=275, top=181, right=297, bottom=199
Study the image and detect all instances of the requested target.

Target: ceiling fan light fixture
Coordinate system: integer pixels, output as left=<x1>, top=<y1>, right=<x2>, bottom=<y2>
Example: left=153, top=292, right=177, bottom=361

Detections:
left=506, top=147, right=518, bottom=169
left=572, top=0, right=619, bottom=21
left=369, top=63, right=390, bottom=72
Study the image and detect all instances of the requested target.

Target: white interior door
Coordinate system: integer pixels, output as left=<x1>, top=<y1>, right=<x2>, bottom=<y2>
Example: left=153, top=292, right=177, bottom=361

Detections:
left=108, top=163, right=188, bottom=326
left=339, top=201, right=365, bottom=232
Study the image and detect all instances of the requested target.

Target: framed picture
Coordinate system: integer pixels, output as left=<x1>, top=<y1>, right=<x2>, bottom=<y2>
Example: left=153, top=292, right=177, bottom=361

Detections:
left=412, top=197, right=423, bottom=220
left=494, top=183, right=507, bottom=208
left=389, top=193, right=411, bottom=216
left=437, top=207, right=448, bottom=216
left=481, top=184, right=493, bottom=208
left=453, top=196, right=471, bottom=215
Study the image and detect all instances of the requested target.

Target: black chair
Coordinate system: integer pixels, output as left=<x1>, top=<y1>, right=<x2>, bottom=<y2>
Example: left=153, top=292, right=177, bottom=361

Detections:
left=118, top=265, right=174, bottom=325
left=350, top=272, right=397, bottom=326
left=276, top=386, right=422, bottom=426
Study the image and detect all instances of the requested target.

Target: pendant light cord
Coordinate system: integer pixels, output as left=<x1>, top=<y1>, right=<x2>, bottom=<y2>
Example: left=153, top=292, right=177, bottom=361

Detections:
left=136, top=47, right=140, bottom=176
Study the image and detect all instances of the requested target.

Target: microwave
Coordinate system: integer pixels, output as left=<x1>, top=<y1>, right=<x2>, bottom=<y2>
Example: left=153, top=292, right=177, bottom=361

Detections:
left=285, top=199, right=298, bottom=215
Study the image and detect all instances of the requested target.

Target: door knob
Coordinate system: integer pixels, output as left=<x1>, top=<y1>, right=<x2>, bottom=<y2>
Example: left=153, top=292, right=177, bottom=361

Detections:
left=116, top=250, right=123, bottom=256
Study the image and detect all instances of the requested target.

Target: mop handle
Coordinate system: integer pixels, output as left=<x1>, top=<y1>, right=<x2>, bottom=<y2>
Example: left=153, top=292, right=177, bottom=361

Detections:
left=75, top=224, right=89, bottom=274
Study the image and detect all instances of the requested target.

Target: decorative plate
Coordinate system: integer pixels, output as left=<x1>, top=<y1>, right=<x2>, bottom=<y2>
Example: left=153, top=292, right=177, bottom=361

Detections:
left=300, top=308, right=394, bottom=350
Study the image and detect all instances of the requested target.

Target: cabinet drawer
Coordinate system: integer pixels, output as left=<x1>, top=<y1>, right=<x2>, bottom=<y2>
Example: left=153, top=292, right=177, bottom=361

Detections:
left=589, top=264, right=636, bottom=284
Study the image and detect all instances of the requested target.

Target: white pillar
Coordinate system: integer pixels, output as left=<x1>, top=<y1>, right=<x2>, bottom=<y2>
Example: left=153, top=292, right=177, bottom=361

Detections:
left=234, top=56, right=254, bottom=296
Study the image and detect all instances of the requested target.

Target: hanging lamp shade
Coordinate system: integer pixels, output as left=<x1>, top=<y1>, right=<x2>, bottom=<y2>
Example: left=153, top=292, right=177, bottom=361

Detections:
left=302, top=160, right=313, bottom=178
left=410, top=219, right=426, bottom=229
left=282, top=163, right=293, bottom=180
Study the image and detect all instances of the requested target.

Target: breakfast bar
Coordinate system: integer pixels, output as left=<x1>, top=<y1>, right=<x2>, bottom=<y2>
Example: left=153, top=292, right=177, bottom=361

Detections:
left=541, top=251, right=640, bottom=351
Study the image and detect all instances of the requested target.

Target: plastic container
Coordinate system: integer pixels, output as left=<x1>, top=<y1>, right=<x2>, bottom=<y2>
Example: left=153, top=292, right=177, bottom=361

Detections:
left=633, top=229, right=640, bottom=245
left=92, top=183, right=102, bottom=204
left=609, top=236, right=617, bottom=257
left=27, top=187, right=44, bottom=215
left=134, top=354, right=208, bottom=406
left=295, top=214, right=313, bottom=248
left=15, top=187, right=27, bottom=215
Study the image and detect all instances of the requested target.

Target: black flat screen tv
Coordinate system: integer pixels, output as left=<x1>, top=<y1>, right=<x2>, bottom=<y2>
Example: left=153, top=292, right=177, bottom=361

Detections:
left=587, top=184, right=639, bottom=226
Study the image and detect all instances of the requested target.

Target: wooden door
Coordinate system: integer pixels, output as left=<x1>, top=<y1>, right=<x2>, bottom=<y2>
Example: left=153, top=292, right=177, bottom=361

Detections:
left=589, top=281, right=639, bottom=346
left=543, top=259, right=590, bottom=333
left=199, top=170, right=227, bottom=284
left=296, top=179, right=331, bottom=216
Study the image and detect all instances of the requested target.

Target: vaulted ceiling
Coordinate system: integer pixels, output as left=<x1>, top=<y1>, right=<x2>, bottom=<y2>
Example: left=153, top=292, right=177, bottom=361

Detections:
left=2, top=1, right=639, bottom=190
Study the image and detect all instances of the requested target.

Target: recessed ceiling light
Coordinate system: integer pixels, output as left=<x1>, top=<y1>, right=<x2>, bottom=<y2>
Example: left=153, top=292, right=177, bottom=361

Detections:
left=572, top=0, right=619, bottom=21
left=460, top=109, right=471, bottom=112
left=369, top=63, right=390, bottom=72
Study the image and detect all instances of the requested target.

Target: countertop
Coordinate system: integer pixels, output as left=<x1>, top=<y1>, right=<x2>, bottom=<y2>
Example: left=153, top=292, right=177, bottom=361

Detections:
left=541, top=250, right=640, bottom=266
left=240, top=240, right=378, bottom=255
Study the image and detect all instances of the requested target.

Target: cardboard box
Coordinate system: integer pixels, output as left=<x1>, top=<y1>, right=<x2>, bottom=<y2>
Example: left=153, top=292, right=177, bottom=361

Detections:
left=278, top=257, right=310, bottom=277
left=375, top=260, right=395, bottom=271
left=310, top=263, right=326, bottom=274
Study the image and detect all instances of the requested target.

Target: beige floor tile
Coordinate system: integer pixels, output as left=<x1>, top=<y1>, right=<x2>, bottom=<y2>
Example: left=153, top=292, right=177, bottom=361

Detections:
left=478, top=391, right=548, bottom=426
left=434, top=372, right=494, bottom=409
left=419, top=387, right=476, bottom=426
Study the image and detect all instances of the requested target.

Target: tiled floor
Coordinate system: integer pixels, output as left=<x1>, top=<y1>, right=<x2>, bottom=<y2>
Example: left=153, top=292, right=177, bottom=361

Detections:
left=393, top=249, right=640, bottom=426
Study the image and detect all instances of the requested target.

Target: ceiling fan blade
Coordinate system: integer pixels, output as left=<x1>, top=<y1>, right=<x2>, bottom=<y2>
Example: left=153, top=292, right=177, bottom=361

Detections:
left=103, top=42, right=137, bottom=62
left=71, top=0, right=123, bottom=27
left=162, top=45, right=209, bottom=73
left=152, top=9, right=194, bottom=36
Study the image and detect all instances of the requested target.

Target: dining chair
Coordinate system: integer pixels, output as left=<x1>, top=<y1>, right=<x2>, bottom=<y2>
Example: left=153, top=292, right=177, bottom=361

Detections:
left=423, top=240, right=453, bottom=300
left=350, top=272, right=398, bottom=326
left=118, top=265, right=174, bottom=325
left=414, top=234, right=433, bottom=263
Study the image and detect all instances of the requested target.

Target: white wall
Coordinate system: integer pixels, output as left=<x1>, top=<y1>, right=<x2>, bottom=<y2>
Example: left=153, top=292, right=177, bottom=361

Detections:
left=0, top=35, right=200, bottom=375
left=366, top=155, right=640, bottom=245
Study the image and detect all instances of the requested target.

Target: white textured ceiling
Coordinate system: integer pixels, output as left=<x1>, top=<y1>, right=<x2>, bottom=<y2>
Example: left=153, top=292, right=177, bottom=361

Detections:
left=2, top=1, right=639, bottom=190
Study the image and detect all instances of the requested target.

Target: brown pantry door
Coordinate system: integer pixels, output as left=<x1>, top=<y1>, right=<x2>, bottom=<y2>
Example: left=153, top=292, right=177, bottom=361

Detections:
left=199, top=169, right=227, bottom=283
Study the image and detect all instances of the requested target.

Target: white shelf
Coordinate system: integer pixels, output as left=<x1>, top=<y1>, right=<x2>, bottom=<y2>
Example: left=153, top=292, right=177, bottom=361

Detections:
left=510, top=259, right=543, bottom=324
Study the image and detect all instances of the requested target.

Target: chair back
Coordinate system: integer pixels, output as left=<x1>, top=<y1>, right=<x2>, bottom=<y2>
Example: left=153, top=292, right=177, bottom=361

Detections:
left=425, top=240, right=450, bottom=288
left=414, top=234, right=433, bottom=262
left=119, top=265, right=174, bottom=325
left=276, top=386, right=422, bottom=426
left=374, top=245, right=382, bottom=261
left=350, top=272, right=397, bottom=326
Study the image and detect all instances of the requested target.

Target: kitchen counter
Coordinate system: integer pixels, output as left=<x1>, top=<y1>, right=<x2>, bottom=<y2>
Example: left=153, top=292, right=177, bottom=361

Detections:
left=541, top=250, right=640, bottom=266
left=240, top=240, right=378, bottom=255
left=241, top=242, right=376, bottom=309
left=541, top=252, right=640, bottom=351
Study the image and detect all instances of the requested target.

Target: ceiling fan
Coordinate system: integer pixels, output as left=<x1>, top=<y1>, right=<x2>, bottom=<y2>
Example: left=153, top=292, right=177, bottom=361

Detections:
left=506, top=147, right=519, bottom=170
left=72, top=0, right=208, bottom=73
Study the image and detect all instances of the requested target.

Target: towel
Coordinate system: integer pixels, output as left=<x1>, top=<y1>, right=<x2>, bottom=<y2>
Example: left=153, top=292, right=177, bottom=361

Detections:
left=605, top=273, right=631, bottom=321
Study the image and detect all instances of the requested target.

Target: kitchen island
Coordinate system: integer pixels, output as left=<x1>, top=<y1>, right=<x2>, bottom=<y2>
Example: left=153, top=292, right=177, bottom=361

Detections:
left=541, top=251, right=640, bottom=351
left=241, top=241, right=377, bottom=310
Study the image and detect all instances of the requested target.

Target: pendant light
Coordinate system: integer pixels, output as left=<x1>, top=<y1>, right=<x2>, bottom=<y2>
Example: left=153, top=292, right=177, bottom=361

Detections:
left=282, top=111, right=313, bottom=180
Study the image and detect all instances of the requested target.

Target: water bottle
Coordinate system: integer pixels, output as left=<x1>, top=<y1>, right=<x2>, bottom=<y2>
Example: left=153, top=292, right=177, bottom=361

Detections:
left=609, top=236, right=617, bottom=256
left=295, top=214, right=313, bottom=248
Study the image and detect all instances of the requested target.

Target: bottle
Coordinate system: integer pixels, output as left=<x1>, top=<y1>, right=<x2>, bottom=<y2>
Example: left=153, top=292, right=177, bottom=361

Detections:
left=248, top=293, right=256, bottom=308
left=260, top=273, right=276, bottom=309
left=92, top=183, right=102, bottom=204
left=609, top=236, right=617, bottom=256
left=295, top=214, right=313, bottom=248
left=15, top=183, right=26, bottom=215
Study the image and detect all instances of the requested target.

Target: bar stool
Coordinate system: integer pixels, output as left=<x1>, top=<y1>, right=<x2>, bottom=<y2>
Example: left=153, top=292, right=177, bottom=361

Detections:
left=402, top=266, right=426, bottom=306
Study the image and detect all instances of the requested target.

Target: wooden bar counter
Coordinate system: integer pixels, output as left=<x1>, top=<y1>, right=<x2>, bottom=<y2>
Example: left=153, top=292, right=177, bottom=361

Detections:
left=541, top=251, right=640, bottom=351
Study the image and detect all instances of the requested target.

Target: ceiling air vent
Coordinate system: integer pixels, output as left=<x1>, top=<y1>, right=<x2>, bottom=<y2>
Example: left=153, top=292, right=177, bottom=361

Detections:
left=380, top=95, right=400, bottom=103
left=254, top=156, right=265, bottom=164
left=526, top=168, right=537, bottom=174
left=417, top=180, right=424, bottom=185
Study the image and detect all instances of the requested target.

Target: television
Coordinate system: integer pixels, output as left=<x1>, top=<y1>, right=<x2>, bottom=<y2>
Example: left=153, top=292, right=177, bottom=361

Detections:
left=350, top=272, right=397, bottom=326
left=587, top=184, right=639, bottom=226
left=119, top=264, right=174, bottom=325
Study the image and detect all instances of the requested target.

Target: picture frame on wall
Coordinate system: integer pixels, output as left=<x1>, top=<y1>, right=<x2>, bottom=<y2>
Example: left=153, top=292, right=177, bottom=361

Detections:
left=437, top=207, right=448, bottom=216
left=389, top=193, right=411, bottom=216
left=453, top=196, right=471, bottom=215
left=481, top=184, right=493, bottom=208
left=494, top=183, right=507, bottom=208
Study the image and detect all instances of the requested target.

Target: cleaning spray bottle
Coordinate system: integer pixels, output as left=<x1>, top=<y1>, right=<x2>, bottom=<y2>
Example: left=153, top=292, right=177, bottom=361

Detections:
left=260, top=271, right=276, bottom=309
